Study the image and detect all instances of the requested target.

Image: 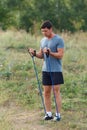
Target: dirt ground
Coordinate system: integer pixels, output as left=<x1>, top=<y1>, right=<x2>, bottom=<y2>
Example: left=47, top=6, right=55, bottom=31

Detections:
left=0, top=101, right=57, bottom=130
left=0, top=101, right=87, bottom=130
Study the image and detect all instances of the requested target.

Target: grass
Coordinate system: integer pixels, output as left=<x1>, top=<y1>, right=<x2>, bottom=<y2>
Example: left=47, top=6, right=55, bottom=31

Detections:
left=0, top=30, right=87, bottom=130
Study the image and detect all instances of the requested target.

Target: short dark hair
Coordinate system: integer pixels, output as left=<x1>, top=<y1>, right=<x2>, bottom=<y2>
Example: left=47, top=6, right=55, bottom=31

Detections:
left=41, top=20, right=53, bottom=29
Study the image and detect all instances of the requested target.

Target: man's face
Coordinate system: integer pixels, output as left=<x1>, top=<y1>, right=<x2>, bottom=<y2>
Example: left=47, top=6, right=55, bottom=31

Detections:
left=41, top=28, right=52, bottom=37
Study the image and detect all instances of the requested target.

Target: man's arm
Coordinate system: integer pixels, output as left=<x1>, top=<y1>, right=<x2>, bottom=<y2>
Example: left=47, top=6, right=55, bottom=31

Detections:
left=28, top=48, right=43, bottom=59
left=35, top=49, right=43, bottom=59
left=43, top=48, right=64, bottom=59
left=50, top=48, right=64, bottom=59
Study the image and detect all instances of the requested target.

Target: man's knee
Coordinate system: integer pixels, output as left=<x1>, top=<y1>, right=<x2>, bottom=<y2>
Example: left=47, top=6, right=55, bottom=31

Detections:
left=54, top=85, right=60, bottom=95
left=44, top=89, right=51, bottom=97
left=44, top=90, right=51, bottom=97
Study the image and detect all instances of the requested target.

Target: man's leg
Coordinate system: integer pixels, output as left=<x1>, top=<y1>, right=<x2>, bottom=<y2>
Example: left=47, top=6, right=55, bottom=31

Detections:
left=44, top=85, right=52, bottom=112
left=53, top=85, right=62, bottom=120
left=43, top=86, right=53, bottom=120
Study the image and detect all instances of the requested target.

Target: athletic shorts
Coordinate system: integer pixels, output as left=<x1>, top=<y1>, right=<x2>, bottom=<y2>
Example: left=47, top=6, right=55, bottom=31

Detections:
left=42, top=71, right=64, bottom=85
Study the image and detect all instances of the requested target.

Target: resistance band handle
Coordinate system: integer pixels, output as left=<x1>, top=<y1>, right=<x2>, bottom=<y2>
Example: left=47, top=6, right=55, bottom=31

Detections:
left=33, top=50, right=36, bottom=56
left=46, top=49, right=49, bottom=58
left=28, top=48, right=36, bottom=57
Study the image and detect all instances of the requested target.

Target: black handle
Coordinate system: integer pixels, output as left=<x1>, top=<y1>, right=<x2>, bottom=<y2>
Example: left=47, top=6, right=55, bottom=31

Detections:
left=46, top=49, right=49, bottom=58
left=34, top=50, right=36, bottom=56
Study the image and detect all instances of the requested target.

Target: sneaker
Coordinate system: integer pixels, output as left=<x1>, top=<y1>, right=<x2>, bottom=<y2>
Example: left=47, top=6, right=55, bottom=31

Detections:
left=53, top=116, right=61, bottom=121
left=43, top=114, right=53, bottom=120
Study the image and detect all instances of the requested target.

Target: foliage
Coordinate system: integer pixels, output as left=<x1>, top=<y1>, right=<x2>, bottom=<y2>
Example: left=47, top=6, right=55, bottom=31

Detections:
left=0, top=0, right=87, bottom=32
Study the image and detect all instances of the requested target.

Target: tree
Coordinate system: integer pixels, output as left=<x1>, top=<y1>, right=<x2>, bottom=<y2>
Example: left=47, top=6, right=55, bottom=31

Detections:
left=0, top=0, right=87, bottom=32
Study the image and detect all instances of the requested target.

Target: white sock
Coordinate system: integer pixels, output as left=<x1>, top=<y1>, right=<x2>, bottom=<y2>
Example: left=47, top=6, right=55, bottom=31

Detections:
left=56, top=113, right=61, bottom=117
left=46, top=112, right=52, bottom=117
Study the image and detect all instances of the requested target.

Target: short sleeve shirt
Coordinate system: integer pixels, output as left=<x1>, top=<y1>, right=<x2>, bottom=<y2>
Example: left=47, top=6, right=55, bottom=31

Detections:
left=40, top=35, right=64, bottom=72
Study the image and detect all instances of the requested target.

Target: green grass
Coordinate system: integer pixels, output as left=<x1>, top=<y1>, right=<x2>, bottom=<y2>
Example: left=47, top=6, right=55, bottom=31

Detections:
left=0, top=30, right=87, bottom=130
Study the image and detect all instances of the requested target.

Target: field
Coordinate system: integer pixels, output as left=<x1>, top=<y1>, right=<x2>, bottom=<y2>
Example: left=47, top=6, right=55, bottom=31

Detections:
left=0, top=30, right=87, bottom=130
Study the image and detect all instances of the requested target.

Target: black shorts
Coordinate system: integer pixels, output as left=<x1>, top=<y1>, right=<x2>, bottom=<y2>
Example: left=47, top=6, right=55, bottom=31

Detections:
left=42, top=71, right=64, bottom=85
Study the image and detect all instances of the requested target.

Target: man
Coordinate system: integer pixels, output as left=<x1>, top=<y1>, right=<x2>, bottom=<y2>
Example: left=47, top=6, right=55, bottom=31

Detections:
left=29, top=20, right=64, bottom=121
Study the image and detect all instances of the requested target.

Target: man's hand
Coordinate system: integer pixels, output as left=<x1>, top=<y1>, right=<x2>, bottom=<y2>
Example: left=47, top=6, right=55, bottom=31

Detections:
left=28, top=48, right=36, bottom=56
left=43, top=48, right=51, bottom=55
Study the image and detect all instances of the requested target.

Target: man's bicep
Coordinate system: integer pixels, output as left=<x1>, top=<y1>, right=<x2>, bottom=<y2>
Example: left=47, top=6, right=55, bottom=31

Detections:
left=57, top=48, right=64, bottom=57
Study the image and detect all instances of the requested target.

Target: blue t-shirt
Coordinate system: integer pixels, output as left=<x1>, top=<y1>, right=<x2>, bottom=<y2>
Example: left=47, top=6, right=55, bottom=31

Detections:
left=40, top=35, right=64, bottom=72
